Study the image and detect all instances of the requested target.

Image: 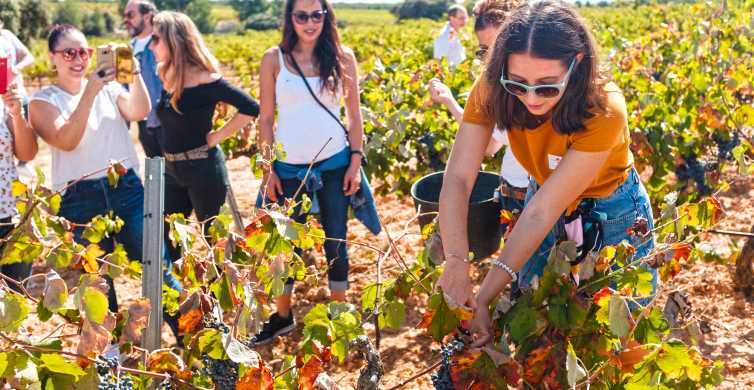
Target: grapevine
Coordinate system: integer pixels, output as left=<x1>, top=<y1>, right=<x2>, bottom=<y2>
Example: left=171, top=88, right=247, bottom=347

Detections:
left=2, top=2, right=752, bottom=389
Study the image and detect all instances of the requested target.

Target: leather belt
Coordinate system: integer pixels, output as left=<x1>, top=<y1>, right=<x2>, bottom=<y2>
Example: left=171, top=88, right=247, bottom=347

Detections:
left=163, top=145, right=210, bottom=162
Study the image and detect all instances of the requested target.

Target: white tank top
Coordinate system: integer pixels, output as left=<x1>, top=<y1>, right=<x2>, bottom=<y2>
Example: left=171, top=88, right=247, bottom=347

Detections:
left=275, top=48, right=348, bottom=164
left=492, top=128, right=530, bottom=188
left=31, top=83, right=140, bottom=191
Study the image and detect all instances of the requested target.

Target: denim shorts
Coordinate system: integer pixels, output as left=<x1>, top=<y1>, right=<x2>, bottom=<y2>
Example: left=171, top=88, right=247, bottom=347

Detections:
left=517, top=168, right=658, bottom=295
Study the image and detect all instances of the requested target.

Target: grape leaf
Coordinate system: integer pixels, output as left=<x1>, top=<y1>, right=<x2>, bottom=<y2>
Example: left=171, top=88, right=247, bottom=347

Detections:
left=608, top=295, right=631, bottom=338
left=0, top=292, right=30, bottom=333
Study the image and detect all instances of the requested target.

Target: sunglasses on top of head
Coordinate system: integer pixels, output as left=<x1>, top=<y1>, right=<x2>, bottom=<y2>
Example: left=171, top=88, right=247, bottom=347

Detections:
left=292, top=9, right=327, bottom=24
left=499, top=57, right=577, bottom=98
left=52, top=47, right=94, bottom=62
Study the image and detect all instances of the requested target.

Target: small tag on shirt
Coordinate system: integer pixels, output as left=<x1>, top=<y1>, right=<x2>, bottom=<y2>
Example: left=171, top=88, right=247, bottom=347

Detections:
left=548, top=154, right=563, bottom=170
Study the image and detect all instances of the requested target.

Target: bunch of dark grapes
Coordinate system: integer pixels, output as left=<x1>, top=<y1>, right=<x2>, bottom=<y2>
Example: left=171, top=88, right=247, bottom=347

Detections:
left=431, top=338, right=466, bottom=390
left=203, top=315, right=230, bottom=334
left=675, top=155, right=711, bottom=195
left=418, top=133, right=446, bottom=171
left=95, top=356, right=134, bottom=390
left=713, top=133, right=740, bottom=162
left=201, top=353, right=238, bottom=390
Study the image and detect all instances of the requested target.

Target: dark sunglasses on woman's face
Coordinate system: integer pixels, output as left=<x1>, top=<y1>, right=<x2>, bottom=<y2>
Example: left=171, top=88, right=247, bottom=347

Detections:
left=52, top=47, right=94, bottom=62
left=292, top=9, right=327, bottom=24
left=151, top=35, right=161, bottom=45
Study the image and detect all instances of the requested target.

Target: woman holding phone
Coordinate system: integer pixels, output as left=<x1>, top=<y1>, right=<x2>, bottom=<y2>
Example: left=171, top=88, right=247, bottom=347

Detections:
left=29, top=25, right=182, bottom=338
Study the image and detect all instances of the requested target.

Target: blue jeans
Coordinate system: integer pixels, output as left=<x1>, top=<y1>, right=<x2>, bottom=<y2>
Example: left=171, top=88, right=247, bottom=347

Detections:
left=517, top=168, right=658, bottom=296
left=58, top=170, right=182, bottom=334
left=278, top=165, right=350, bottom=293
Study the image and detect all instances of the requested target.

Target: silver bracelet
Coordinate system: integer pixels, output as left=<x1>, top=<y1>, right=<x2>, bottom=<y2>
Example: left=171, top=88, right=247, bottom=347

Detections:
left=491, top=260, right=517, bottom=283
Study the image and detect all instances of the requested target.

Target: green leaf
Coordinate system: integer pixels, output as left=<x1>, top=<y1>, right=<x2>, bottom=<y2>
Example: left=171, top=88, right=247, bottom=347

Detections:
left=429, top=293, right=459, bottom=341
left=197, top=329, right=226, bottom=360
left=608, top=294, right=631, bottom=338
left=40, top=353, right=86, bottom=378
left=328, top=302, right=357, bottom=320
left=49, top=194, right=62, bottom=215
left=162, top=285, right=180, bottom=316
left=656, top=341, right=694, bottom=380
left=47, top=250, right=73, bottom=269
left=301, top=193, right=313, bottom=214
left=0, top=352, right=8, bottom=375
left=37, top=300, right=53, bottom=322
left=380, top=301, right=406, bottom=329
left=124, top=261, right=142, bottom=278
left=273, top=356, right=298, bottom=389
left=508, top=305, right=539, bottom=343
left=210, top=275, right=234, bottom=312
left=360, top=283, right=378, bottom=312
left=81, top=287, right=108, bottom=325
left=0, top=292, right=30, bottom=332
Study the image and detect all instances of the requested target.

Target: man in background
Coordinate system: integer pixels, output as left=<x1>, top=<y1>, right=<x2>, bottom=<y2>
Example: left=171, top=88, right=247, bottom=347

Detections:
left=433, top=4, right=468, bottom=67
left=123, top=0, right=163, bottom=158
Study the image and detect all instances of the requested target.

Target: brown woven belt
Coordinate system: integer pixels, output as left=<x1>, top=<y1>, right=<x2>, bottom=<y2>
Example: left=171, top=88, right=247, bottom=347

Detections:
left=498, top=182, right=527, bottom=201
left=163, top=145, right=210, bottom=162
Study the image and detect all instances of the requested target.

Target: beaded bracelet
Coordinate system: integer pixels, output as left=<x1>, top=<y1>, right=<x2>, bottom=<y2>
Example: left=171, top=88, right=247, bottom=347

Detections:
left=491, top=260, right=517, bottom=283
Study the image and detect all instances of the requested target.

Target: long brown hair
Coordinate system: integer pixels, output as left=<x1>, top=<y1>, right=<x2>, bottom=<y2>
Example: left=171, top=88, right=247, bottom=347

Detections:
left=472, top=0, right=521, bottom=32
left=152, top=11, right=220, bottom=111
left=280, top=0, right=344, bottom=94
left=483, top=1, right=606, bottom=134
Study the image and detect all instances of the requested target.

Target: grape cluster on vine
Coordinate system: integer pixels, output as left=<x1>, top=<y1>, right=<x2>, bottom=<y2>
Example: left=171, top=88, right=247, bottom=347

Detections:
left=203, top=315, right=230, bottom=334
left=713, top=133, right=740, bottom=162
left=201, top=353, right=239, bottom=390
left=675, top=155, right=712, bottom=196
left=95, top=356, right=134, bottom=390
left=431, top=338, right=466, bottom=390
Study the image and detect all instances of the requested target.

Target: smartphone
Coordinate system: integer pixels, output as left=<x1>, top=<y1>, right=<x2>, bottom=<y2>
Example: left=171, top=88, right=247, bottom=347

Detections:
left=96, top=44, right=134, bottom=84
left=0, top=57, right=8, bottom=94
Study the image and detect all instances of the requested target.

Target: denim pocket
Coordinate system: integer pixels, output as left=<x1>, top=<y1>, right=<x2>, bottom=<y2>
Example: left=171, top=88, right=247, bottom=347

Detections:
left=602, top=209, right=638, bottom=246
left=118, top=170, right=143, bottom=190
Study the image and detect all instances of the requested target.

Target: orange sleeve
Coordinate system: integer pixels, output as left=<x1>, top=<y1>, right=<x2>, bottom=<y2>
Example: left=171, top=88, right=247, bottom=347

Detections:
left=570, top=90, right=628, bottom=152
left=462, top=79, right=496, bottom=128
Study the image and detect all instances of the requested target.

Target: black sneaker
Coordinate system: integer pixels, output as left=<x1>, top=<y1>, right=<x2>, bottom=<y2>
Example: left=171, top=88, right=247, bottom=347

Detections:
left=251, top=312, right=295, bottom=346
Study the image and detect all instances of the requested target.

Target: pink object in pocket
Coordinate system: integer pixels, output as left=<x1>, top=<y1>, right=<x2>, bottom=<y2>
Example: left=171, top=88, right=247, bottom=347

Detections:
left=564, top=216, right=584, bottom=247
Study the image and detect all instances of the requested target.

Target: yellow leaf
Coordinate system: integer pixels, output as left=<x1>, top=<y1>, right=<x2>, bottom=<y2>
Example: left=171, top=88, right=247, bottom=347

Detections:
left=11, top=181, right=27, bottom=197
left=83, top=244, right=104, bottom=273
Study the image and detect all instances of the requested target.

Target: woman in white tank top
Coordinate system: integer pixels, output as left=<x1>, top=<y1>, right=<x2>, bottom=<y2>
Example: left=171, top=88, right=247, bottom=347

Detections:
left=252, top=0, right=366, bottom=346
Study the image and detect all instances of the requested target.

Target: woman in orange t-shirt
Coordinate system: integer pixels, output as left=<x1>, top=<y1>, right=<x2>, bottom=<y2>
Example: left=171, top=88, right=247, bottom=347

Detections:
left=437, top=0, right=657, bottom=347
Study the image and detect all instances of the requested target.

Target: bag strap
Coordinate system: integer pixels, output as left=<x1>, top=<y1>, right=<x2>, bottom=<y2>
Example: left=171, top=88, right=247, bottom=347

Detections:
left=282, top=46, right=349, bottom=139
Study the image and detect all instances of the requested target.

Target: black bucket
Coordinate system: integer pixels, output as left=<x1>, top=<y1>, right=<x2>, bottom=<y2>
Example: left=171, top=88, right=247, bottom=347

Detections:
left=410, top=171, right=503, bottom=260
